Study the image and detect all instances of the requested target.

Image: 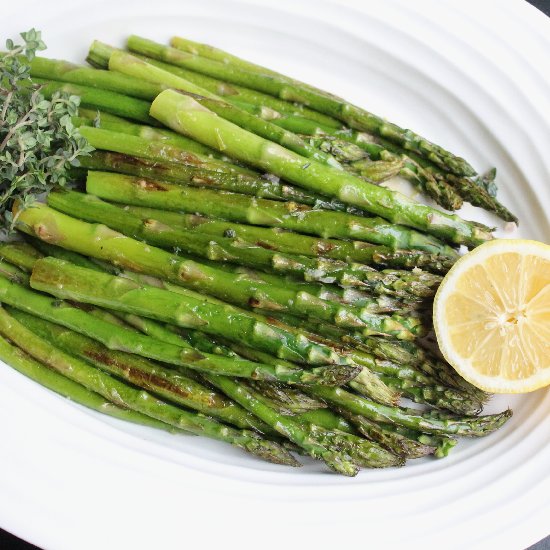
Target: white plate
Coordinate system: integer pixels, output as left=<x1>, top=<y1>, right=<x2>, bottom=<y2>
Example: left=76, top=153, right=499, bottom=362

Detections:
left=1, top=1, right=549, bottom=549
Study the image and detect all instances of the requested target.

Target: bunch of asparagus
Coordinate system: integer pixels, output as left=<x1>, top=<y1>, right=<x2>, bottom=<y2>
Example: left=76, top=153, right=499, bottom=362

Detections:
left=0, top=34, right=515, bottom=476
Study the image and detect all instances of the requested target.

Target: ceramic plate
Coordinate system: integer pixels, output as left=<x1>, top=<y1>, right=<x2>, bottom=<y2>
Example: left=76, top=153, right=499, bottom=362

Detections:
left=1, top=1, right=549, bottom=548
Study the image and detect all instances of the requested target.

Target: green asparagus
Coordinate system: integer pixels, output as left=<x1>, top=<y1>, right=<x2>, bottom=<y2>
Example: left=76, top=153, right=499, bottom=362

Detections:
left=130, top=35, right=476, bottom=177
left=86, top=170, right=457, bottom=255
left=0, top=306, right=298, bottom=465
left=9, top=307, right=276, bottom=433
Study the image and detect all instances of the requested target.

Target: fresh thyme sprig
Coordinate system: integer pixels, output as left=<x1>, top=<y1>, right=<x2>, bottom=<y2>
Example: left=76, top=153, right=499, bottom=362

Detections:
left=0, top=29, right=94, bottom=232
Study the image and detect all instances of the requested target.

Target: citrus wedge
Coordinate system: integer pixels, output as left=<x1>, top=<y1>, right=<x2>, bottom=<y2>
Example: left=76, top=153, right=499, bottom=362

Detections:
left=433, top=239, right=550, bottom=393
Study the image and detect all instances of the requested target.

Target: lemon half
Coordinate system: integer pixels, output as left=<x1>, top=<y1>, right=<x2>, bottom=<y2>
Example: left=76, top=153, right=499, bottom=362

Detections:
left=433, top=239, right=550, bottom=393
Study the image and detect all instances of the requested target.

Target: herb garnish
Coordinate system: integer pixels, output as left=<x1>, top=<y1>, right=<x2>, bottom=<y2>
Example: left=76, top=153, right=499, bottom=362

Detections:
left=0, top=29, right=93, bottom=232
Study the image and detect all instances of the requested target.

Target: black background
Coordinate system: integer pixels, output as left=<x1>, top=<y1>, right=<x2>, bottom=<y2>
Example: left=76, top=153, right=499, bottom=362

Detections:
left=1, top=0, right=549, bottom=548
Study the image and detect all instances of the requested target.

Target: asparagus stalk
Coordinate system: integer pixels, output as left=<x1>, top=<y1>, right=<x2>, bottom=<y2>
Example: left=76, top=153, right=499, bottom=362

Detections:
left=300, top=119, right=514, bottom=221
left=377, top=422, right=457, bottom=458
left=302, top=132, right=464, bottom=211
left=121, top=204, right=454, bottom=274
left=24, top=234, right=121, bottom=274
left=80, top=149, right=350, bottom=210
left=212, top=334, right=401, bottom=408
left=0, top=271, right=355, bottom=385
left=29, top=55, right=164, bottom=99
left=78, top=126, right=254, bottom=175
left=108, top=50, right=343, bottom=169
left=178, top=326, right=480, bottom=452
left=86, top=170, right=457, bottom=255
left=208, top=374, right=404, bottom=473
left=206, top=375, right=358, bottom=475
left=264, top=310, right=484, bottom=414
left=9, top=307, right=275, bottom=433
left=116, top=299, right=401, bottom=410
left=0, top=259, right=29, bottom=285
left=169, top=35, right=283, bottom=75
left=150, top=90, right=490, bottom=247
left=35, top=79, right=156, bottom=124
left=131, top=35, right=475, bottom=177
left=186, top=258, right=422, bottom=314
left=74, top=111, right=226, bottom=159
left=0, top=331, right=186, bottom=433
left=87, top=40, right=343, bottom=128
left=293, top=408, right=355, bottom=434
left=378, top=375, right=482, bottom=415
left=0, top=241, right=42, bottom=271
left=245, top=381, right=327, bottom=414
left=308, top=385, right=511, bottom=437
left=18, top=201, right=422, bottom=340
left=338, top=411, right=435, bottom=459
left=358, top=129, right=514, bottom=221
left=29, top=254, right=356, bottom=368
left=143, top=315, right=401, bottom=409
left=51, top=188, right=440, bottom=303
left=430, top=170, right=517, bottom=223
left=108, top=51, right=400, bottom=183
left=0, top=306, right=297, bottom=465
left=357, top=336, right=490, bottom=400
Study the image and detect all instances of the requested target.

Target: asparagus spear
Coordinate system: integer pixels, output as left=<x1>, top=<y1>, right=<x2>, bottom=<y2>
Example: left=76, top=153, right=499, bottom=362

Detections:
left=263, top=310, right=484, bottom=414
left=8, top=239, right=367, bottom=438
left=210, top=333, right=401, bottom=408
left=131, top=35, right=475, bottom=177
left=75, top=111, right=226, bottom=159
left=111, top=298, right=401, bottom=415
left=293, top=408, right=355, bottom=433
left=78, top=126, right=254, bottom=175
left=208, top=374, right=404, bottom=473
left=86, top=170, right=457, bottom=255
left=308, top=385, right=511, bottom=437
left=51, top=189, right=441, bottom=302
left=87, top=40, right=343, bottom=128
left=20, top=224, right=410, bottom=404
left=150, top=90, right=490, bottom=247
left=29, top=55, right=164, bottom=99
left=120, top=204, right=454, bottom=273
left=0, top=241, right=42, bottom=271
left=9, top=307, right=275, bottom=433
left=377, top=422, right=457, bottom=458
left=80, top=150, right=368, bottom=214
left=188, top=333, right=476, bottom=452
left=0, top=245, right=351, bottom=382
left=245, top=381, right=327, bottom=414
left=107, top=50, right=343, bottom=169
left=108, top=50, right=400, bottom=183
left=29, top=253, right=357, bottom=368
left=0, top=306, right=297, bottom=465
left=122, top=204, right=452, bottom=273
left=207, top=375, right=357, bottom=475
left=337, top=410, right=435, bottom=459
left=378, top=375, right=482, bottom=415
left=113, top=294, right=401, bottom=410
left=133, top=310, right=401, bottom=409
left=300, top=131, right=463, bottom=211
left=0, top=331, right=187, bottom=433
left=35, top=79, right=156, bottom=124
left=17, top=201, right=422, bottom=339
left=275, top=116, right=517, bottom=219
left=0, top=259, right=29, bottom=285
left=356, top=335, right=490, bottom=400
left=0, top=272, right=355, bottom=385
left=186, top=261, right=422, bottom=315
left=24, top=234, right=121, bottom=274
left=169, top=35, right=283, bottom=75
left=430, top=170, right=517, bottom=223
